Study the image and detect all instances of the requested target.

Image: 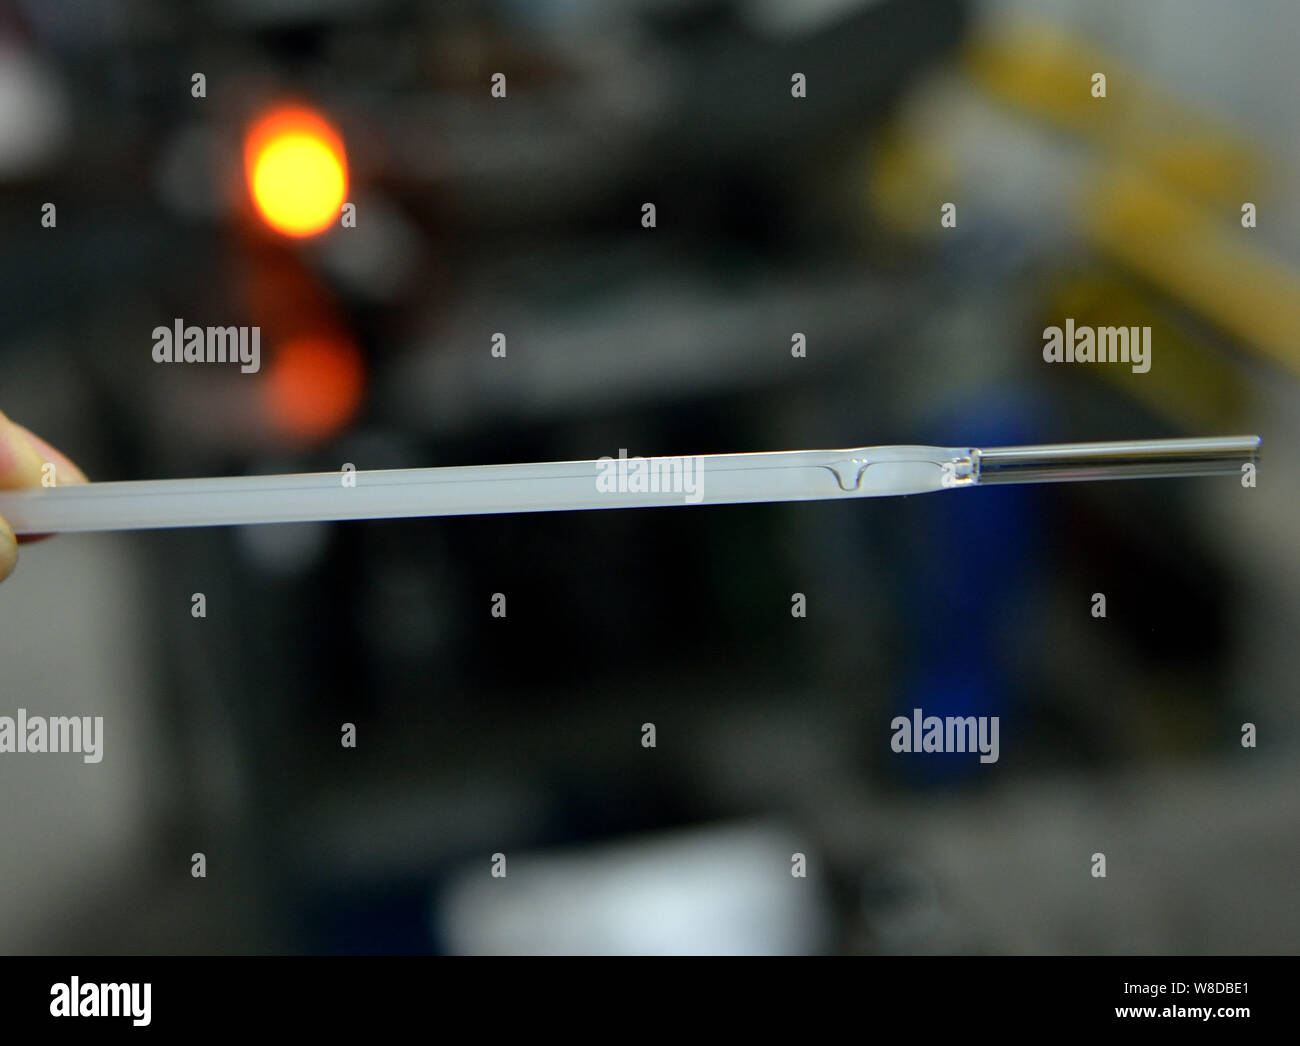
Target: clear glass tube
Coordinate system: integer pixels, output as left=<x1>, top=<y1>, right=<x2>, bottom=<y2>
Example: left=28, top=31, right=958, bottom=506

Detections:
left=0, top=436, right=1259, bottom=535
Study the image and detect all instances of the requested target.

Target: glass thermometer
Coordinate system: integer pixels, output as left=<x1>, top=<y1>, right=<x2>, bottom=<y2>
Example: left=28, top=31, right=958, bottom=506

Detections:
left=0, top=435, right=1261, bottom=535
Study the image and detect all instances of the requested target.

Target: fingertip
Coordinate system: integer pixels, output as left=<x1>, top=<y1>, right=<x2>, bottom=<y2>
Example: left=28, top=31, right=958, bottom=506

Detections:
left=0, top=415, right=47, bottom=490
left=0, top=516, right=17, bottom=582
left=13, top=423, right=88, bottom=485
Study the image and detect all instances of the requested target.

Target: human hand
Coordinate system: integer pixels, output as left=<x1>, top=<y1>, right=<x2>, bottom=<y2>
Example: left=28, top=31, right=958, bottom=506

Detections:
left=0, top=411, right=88, bottom=582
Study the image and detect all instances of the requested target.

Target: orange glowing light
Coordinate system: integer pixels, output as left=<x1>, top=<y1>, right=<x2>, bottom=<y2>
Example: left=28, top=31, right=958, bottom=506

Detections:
left=264, top=335, right=364, bottom=442
left=244, top=106, right=348, bottom=238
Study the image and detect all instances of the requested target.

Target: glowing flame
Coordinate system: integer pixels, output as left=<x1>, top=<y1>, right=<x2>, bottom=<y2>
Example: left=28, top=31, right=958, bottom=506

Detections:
left=264, top=334, right=364, bottom=443
left=244, top=106, right=347, bottom=238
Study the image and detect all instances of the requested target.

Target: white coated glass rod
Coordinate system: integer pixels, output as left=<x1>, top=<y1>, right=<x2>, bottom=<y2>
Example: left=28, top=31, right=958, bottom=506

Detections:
left=0, top=436, right=1260, bottom=535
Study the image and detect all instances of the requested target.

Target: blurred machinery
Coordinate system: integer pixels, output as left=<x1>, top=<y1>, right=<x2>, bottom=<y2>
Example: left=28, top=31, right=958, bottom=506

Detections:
left=0, top=0, right=1297, bottom=954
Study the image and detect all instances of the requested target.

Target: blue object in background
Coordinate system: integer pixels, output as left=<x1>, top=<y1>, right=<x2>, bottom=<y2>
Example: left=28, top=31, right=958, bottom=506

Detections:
left=890, top=393, right=1046, bottom=786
